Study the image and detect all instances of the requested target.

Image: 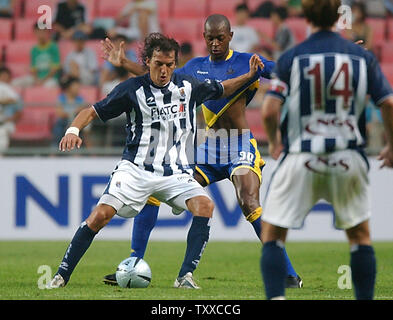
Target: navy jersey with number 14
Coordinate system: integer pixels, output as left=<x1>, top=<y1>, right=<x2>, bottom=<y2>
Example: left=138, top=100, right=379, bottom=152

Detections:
left=267, top=30, right=393, bottom=155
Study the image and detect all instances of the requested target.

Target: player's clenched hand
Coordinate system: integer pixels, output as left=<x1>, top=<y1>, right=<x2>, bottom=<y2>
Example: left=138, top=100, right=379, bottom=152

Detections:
left=378, top=145, right=393, bottom=169
left=248, top=54, right=264, bottom=78
left=100, top=37, right=126, bottom=67
left=59, top=133, right=82, bottom=152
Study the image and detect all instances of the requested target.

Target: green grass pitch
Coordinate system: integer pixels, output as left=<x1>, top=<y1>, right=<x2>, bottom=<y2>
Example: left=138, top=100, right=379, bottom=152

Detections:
left=1, top=241, right=392, bottom=300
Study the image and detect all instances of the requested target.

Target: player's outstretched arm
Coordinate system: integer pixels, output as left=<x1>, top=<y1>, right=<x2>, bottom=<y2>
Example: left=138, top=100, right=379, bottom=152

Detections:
left=378, top=97, right=393, bottom=168
left=100, top=38, right=147, bottom=76
left=261, top=95, right=283, bottom=160
left=220, top=54, right=264, bottom=98
left=59, top=106, right=97, bottom=152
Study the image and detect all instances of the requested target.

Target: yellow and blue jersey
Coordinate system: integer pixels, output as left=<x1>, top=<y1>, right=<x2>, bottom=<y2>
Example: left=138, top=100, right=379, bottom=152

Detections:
left=175, top=50, right=273, bottom=185
left=175, top=50, right=275, bottom=128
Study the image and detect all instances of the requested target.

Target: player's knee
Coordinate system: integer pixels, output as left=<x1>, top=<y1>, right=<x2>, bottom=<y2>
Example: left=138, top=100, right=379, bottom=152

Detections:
left=238, top=191, right=259, bottom=215
left=346, top=221, right=371, bottom=245
left=87, top=206, right=114, bottom=231
left=192, top=197, right=214, bottom=218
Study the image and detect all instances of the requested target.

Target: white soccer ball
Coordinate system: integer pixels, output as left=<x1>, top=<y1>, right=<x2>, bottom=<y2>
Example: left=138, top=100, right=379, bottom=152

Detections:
left=115, top=257, right=152, bottom=288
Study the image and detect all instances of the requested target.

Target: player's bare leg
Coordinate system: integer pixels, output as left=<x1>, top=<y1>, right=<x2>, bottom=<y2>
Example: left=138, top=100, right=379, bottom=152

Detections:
left=232, top=169, right=301, bottom=287
left=175, top=196, right=214, bottom=289
left=232, top=168, right=260, bottom=224
left=345, top=220, right=376, bottom=299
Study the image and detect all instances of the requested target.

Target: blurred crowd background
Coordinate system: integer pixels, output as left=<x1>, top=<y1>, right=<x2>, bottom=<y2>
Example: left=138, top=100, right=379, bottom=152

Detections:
left=0, top=0, right=392, bottom=156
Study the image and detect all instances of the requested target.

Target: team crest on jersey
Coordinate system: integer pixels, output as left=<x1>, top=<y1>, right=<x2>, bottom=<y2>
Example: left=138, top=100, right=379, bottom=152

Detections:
left=146, top=96, right=156, bottom=107
left=226, top=67, right=235, bottom=75
left=179, top=88, right=186, bottom=98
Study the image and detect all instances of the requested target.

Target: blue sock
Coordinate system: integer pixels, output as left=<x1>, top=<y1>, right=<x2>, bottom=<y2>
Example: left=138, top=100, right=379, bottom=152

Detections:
left=283, top=249, right=298, bottom=277
left=350, top=245, right=376, bottom=300
left=57, top=222, right=97, bottom=283
left=130, top=204, right=159, bottom=258
left=251, top=215, right=297, bottom=278
left=261, top=240, right=287, bottom=299
left=250, top=216, right=262, bottom=239
left=178, top=216, right=210, bottom=277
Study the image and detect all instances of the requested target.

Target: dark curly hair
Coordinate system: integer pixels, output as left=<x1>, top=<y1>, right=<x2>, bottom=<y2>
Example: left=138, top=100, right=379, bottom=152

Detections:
left=141, top=33, right=180, bottom=68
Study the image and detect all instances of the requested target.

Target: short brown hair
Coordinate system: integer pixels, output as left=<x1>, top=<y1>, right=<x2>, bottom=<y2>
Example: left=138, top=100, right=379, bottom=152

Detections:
left=302, top=0, right=341, bottom=29
left=141, top=33, right=180, bottom=67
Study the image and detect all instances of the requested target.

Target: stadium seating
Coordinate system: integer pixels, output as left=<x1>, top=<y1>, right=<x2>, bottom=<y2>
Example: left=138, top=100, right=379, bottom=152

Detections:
left=85, top=40, right=105, bottom=66
left=162, top=19, right=202, bottom=43
left=7, top=63, right=30, bottom=78
left=5, top=41, right=35, bottom=64
left=96, top=0, right=128, bottom=18
left=24, top=0, right=57, bottom=19
left=286, top=18, right=308, bottom=43
left=5, top=40, right=34, bottom=77
left=388, top=19, right=393, bottom=41
left=192, top=39, right=208, bottom=57
left=79, top=86, right=99, bottom=104
left=247, top=18, right=274, bottom=40
left=11, top=106, right=56, bottom=143
left=0, top=19, right=13, bottom=42
left=245, top=108, right=267, bottom=143
left=366, top=18, right=386, bottom=46
left=157, top=0, right=170, bottom=22
left=207, top=0, right=244, bottom=20
left=58, top=40, right=75, bottom=62
left=14, top=18, right=37, bottom=41
left=381, top=63, right=393, bottom=87
left=24, top=86, right=60, bottom=106
left=289, top=18, right=308, bottom=41
left=13, top=0, right=24, bottom=18
left=172, top=0, right=207, bottom=19
left=381, top=43, right=393, bottom=64
left=79, top=0, right=97, bottom=22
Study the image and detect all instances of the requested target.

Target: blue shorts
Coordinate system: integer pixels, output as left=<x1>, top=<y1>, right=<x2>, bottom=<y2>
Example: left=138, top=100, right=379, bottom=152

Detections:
left=195, top=131, right=265, bottom=185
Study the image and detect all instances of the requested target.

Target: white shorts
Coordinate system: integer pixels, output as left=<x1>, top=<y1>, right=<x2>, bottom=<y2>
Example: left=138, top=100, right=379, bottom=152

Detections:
left=262, top=150, right=370, bottom=230
left=97, top=160, right=210, bottom=218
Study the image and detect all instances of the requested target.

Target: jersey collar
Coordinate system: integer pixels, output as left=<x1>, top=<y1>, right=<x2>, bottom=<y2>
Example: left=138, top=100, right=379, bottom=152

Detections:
left=209, top=49, right=234, bottom=62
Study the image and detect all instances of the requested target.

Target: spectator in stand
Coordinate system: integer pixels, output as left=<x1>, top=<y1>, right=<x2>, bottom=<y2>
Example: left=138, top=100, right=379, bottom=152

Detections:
left=53, top=0, right=106, bottom=40
left=12, top=24, right=60, bottom=88
left=385, top=0, right=393, bottom=16
left=0, top=0, right=14, bottom=18
left=0, top=67, right=22, bottom=153
left=100, top=66, right=130, bottom=147
left=178, top=42, right=194, bottom=68
left=63, top=30, right=99, bottom=86
left=230, top=4, right=260, bottom=53
left=342, top=2, right=373, bottom=51
left=260, top=6, right=295, bottom=60
left=287, top=0, right=303, bottom=17
left=108, top=0, right=160, bottom=41
left=100, top=35, right=137, bottom=88
left=52, top=76, right=91, bottom=147
left=101, top=66, right=130, bottom=96
left=251, top=0, right=286, bottom=18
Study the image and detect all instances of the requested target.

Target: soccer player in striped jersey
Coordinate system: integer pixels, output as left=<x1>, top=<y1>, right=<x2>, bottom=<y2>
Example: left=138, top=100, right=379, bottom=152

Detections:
left=260, top=0, right=393, bottom=300
left=47, top=33, right=265, bottom=288
left=100, top=15, right=302, bottom=289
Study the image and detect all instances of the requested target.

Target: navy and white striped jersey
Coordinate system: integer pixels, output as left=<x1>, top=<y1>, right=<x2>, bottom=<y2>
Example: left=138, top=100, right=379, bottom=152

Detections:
left=94, top=72, right=223, bottom=176
left=267, top=30, right=393, bottom=154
